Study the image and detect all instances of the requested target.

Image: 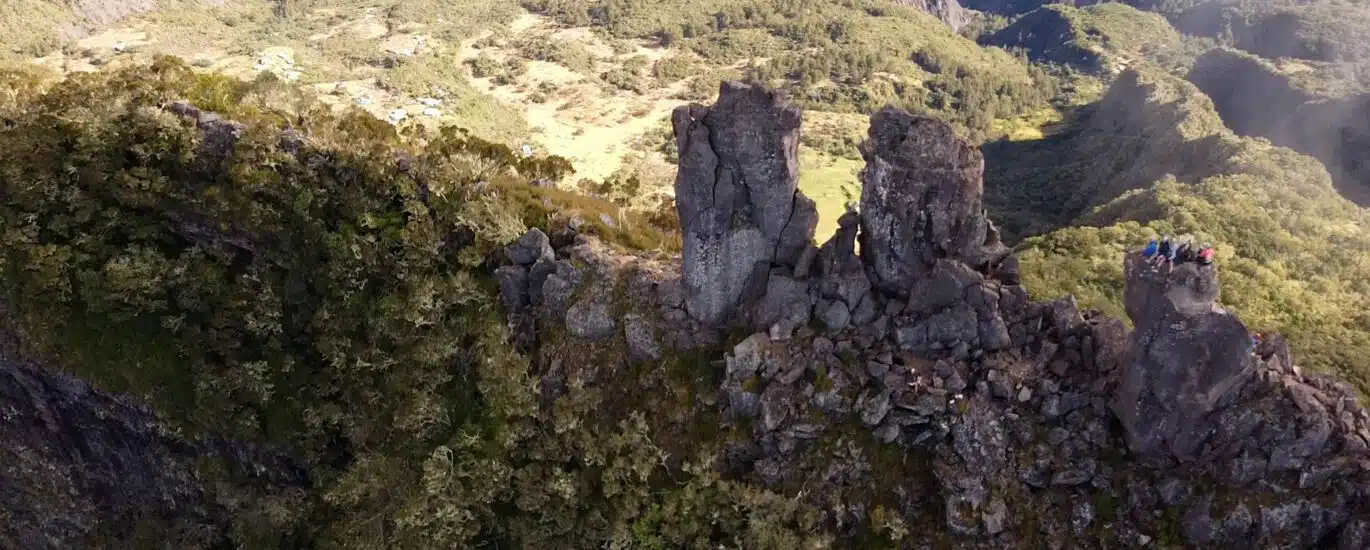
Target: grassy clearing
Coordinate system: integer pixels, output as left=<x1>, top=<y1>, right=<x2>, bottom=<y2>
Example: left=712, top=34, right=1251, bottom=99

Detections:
left=798, top=147, right=862, bottom=243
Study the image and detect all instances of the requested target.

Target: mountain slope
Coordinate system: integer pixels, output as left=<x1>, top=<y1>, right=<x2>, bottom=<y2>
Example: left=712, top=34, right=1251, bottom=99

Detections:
left=1187, top=47, right=1370, bottom=205
left=985, top=65, right=1370, bottom=394
left=7, top=64, right=1370, bottom=548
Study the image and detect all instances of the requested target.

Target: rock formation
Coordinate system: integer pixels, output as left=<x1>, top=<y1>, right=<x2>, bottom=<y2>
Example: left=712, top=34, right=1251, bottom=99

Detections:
left=894, top=0, right=972, bottom=32
left=671, top=81, right=818, bottom=326
left=859, top=106, right=1011, bottom=294
left=1113, top=254, right=1254, bottom=460
left=495, top=80, right=1370, bottom=548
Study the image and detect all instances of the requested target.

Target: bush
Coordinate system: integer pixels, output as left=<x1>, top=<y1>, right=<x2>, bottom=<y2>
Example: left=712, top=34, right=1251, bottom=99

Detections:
left=467, top=53, right=505, bottom=78
left=653, top=53, right=698, bottom=81
left=602, top=67, right=647, bottom=93
left=513, top=37, right=598, bottom=74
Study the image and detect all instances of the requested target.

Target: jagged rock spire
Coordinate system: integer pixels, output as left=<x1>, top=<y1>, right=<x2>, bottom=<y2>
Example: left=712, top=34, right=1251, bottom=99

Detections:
left=857, top=107, right=1010, bottom=297
left=1113, top=254, right=1257, bottom=460
left=672, top=81, right=818, bottom=326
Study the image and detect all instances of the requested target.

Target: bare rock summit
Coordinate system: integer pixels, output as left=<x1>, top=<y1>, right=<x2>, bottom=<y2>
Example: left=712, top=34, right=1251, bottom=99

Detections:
left=671, top=81, right=818, bottom=326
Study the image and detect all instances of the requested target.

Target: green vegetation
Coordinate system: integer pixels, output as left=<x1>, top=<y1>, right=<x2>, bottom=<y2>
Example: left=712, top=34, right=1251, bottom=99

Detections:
left=799, top=147, right=862, bottom=241
left=1167, top=0, right=1370, bottom=66
left=988, top=66, right=1370, bottom=394
left=652, top=51, right=700, bottom=81
left=984, top=4, right=1178, bottom=73
left=467, top=52, right=528, bottom=85
left=523, top=0, right=1062, bottom=139
left=379, top=49, right=532, bottom=143
left=0, top=0, right=75, bottom=59
left=512, top=35, right=599, bottom=73
left=0, top=58, right=930, bottom=548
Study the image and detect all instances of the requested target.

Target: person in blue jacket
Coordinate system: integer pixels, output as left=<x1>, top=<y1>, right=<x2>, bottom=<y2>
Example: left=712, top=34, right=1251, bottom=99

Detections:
left=1142, top=238, right=1158, bottom=259
left=1150, top=236, right=1172, bottom=268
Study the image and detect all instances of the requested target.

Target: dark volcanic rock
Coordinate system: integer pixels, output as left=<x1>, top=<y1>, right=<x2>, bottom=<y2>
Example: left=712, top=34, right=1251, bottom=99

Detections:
left=858, top=107, right=1008, bottom=295
left=1113, top=253, right=1254, bottom=460
left=492, top=88, right=1370, bottom=550
left=672, top=81, right=819, bottom=326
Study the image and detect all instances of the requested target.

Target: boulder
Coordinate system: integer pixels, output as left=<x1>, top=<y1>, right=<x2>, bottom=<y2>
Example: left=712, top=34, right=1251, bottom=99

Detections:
left=506, top=228, right=554, bottom=266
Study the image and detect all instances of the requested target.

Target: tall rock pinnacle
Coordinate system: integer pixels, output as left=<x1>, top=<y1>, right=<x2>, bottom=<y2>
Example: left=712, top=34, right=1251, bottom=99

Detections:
left=672, top=81, right=818, bottom=326
left=858, top=107, right=1010, bottom=297
left=1113, top=254, right=1257, bottom=460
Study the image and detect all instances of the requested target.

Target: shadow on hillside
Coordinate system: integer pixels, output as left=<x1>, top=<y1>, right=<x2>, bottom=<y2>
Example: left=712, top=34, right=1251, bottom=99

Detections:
left=981, top=129, right=1092, bottom=244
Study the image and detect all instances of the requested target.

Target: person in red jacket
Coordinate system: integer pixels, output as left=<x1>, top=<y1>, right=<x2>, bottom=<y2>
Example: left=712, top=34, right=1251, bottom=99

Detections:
left=1197, top=243, right=1215, bottom=268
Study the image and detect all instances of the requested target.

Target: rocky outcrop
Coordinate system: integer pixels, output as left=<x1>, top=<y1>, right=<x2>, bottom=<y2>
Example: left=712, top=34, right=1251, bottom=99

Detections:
left=494, top=80, right=1370, bottom=548
left=0, top=326, right=307, bottom=549
left=859, top=107, right=1011, bottom=294
left=1113, top=254, right=1253, bottom=459
left=671, top=81, right=818, bottom=326
left=893, top=0, right=972, bottom=32
left=1188, top=48, right=1370, bottom=205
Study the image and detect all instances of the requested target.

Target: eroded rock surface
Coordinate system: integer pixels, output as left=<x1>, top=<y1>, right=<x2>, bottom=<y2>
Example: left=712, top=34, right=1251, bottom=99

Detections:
left=1114, top=254, right=1254, bottom=459
left=859, top=107, right=1011, bottom=295
left=671, top=81, right=818, bottom=326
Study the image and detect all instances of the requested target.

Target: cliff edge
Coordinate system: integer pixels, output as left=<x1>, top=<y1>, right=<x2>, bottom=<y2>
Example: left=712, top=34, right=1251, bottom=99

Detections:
left=498, top=80, right=1370, bottom=547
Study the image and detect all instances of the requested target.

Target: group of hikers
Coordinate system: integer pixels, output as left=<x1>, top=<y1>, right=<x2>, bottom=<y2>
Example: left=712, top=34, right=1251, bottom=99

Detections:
left=1140, top=235, right=1214, bottom=273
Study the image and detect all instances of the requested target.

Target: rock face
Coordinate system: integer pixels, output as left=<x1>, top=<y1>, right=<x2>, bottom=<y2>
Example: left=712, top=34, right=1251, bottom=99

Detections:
left=1113, top=254, right=1254, bottom=459
left=858, top=107, right=1010, bottom=296
left=893, top=0, right=972, bottom=32
left=671, top=81, right=818, bottom=326
left=72, top=0, right=157, bottom=26
left=494, top=80, right=1370, bottom=548
left=0, top=327, right=307, bottom=549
